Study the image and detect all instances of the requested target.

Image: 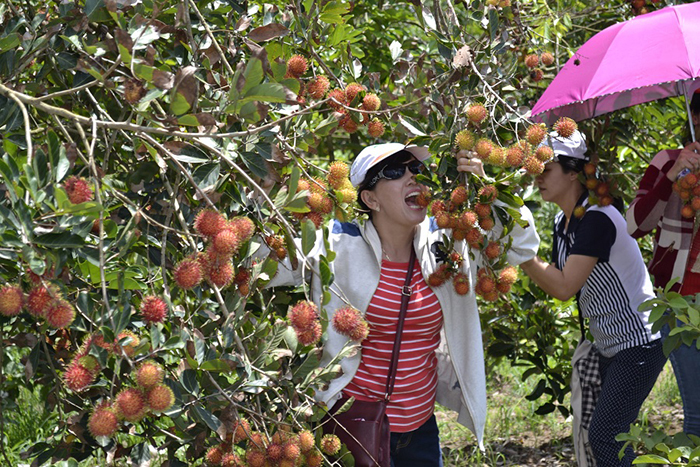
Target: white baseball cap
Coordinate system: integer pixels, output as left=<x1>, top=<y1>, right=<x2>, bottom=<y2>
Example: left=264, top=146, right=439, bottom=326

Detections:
left=350, top=143, right=431, bottom=187
left=541, top=129, right=588, bottom=160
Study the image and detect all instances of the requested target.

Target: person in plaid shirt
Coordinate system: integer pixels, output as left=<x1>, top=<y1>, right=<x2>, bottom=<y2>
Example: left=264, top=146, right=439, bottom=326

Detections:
left=626, top=90, right=700, bottom=437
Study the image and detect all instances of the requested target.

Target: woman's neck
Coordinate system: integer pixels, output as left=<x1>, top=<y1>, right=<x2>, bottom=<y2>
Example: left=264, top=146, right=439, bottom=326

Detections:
left=372, top=218, right=415, bottom=262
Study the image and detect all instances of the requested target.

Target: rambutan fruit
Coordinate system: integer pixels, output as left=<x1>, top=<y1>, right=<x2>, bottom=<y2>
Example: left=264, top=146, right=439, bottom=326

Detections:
left=416, top=191, right=431, bottom=208
left=553, top=117, right=577, bottom=138
left=450, top=186, right=469, bottom=206
left=496, top=281, right=512, bottom=294
left=327, top=161, right=350, bottom=189
left=453, top=272, right=470, bottom=295
left=212, top=228, right=241, bottom=256
left=534, top=146, right=554, bottom=163
left=348, top=320, right=369, bottom=341
left=308, top=192, right=332, bottom=214
left=88, top=402, right=119, bottom=438
left=309, top=177, right=329, bottom=194
left=146, top=383, right=175, bottom=412
left=136, top=360, right=164, bottom=388
left=484, top=241, right=501, bottom=260
left=455, top=130, right=477, bottom=151
left=230, top=217, right=255, bottom=243
left=115, top=387, right=147, bottom=422
left=430, top=200, right=447, bottom=216
left=140, top=295, right=168, bottom=325
left=522, top=156, right=545, bottom=175
left=307, top=76, right=330, bottom=99
left=339, top=114, right=360, bottom=133
left=479, top=216, right=495, bottom=231
left=64, top=176, right=94, bottom=204
left=498, top=266, right=518, bottom=285
left=531, top=69, right=544, bottom=82
left=362, top=93, right=381, bottom=111
left=367, top=118, right=385, bottom=138
left=458, top=211, right=478, bottom=230
left=117, top=330, right=140, bottom=357
left=173, top=256, right=203, bottom=289
left=585, top=178, right=599, bottom=190
left=486, top=147, right=506, bottom=166
left=46, top=298, right=76, bottom=328
left=540, top=52, right=555, bottom=66
left=466, top=104, right=488, bottom=125
left=220, top=452, right=244, bottom=467
left=320, top=434, right=341, bottom=456
left=207, top=258, right=235, bottom=288
left=477, top=274, right=496, bottom=294
left=583, top=163, right=597, bottom=176
left=63, top=362, right=95, bottom=391
left=681, top=204, right=695, bottom=218
left=478, top=185, right=498, bottom=203
left=474, top=138, right=494, bottom=160
left=0, top=284, right=24, bottom=317
left=506, top=145, right=526, bottom=167
left=599, top=195, right=614, bottom=207
left=298, top=430, right=315, bottom=453
left=305, top=212, right=325, bottom=229
left=574, top=205, right=587, bottom=218
left=246, top=449, right=266, bottom=467
left=283, top=442, right=301, bottom=461
left=691, top=197, right=700, bottom=212
left=595, top=182, right=610, bottom=197
left=26, top=285, right=56, bottom=318
left=450, top=252, right=464, bottom=266
left=289, top=301, right=319, bottom=330
left=331, top=306, right=364, bottom=336
left=435, top=212, right=451, bottom=229
left=296, top=321, right=322, bottom=346
left=205, top=445, right=224, bottom=465
left=524, top=54, right=539, bottom=69
left=344, top=83, right=365, bottom=103
left=231, top=418, right=251, bottom=443
left=77, top=355, right=100, bottom=374
left=305, top=449, right=324, bottom=467
left=327, top=88, right=347, bottom=111
left=266, top=443, right=284, bottom=463
left=336, top=186, right=357, bottom=204
left=286, top=55, right=308, bottom=78
left=194, top=209, right=227, bottom=238
left=525, top=124, right=547, bottom=146
left=474, top=203, right=491, bottom=219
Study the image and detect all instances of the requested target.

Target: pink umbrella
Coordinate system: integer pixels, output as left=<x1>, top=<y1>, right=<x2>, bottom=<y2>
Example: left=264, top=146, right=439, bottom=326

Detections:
left=531, top=3, right=700, bottom=138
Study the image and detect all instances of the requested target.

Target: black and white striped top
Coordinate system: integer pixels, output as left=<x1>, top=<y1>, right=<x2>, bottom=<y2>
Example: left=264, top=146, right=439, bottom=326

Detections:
left=552, top=196, right=660, bottom=358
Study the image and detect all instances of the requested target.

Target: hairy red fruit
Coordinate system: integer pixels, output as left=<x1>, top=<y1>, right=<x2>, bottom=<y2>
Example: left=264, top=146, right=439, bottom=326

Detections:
left=296, top=321, right=322, bottom=346
left=194, top=209, right=227, bottom=238
left=173, top=256, right=203, bottom=289
left=26, top=285, right=55, bottom=318
left=534, top=146, right=554, bottom=163
left=136, top=360, right=164, bottom=388
left=348, top=320, right=370, bottom=341
left=221, top=452, right=244, bottom=467
left=327, top=88, right=347, bottom=110
left=682, top=204, right=696, bottom=218
left=283, top=442, right=301, bottom=460
left=450, top=186, right=469, bottom=206
left=64, top=176, right=94, bottom=204
left=205, top=446, right=224, bottom=465
left=289, top=300, right=319, bottom=330
left=478, top=185, right=498, bottom=203
left=286, top=55, right=308, bottom=78
left=585, top=178, right=600, bottom=190
left=466, top=104, right=488, bottom=125
left=327, top=161, right=350, bottom=188
left=553, top=117, right=578, bottom=138
left=474, top=203, right=491, bottom=219
left=117, top=330, right=140, bottom=357
left=230, top=217, right=255, bottom=243
left=484, top=242, right=501, bottom=260
left=455, top=130, right=476, bottom=151
left=332, top=306, right=367, bottom=340
left=498, top=266, right=518, bottom=285
left=540, top=52, right=555, bottom=66
left=505, top=145, right=525, bottom=167
left=246, top=449, right=266, bottom=467
left=430, top=200, right=447, bottom=216
left=367, top=118, right=385, bottom=138
left=477, top=275, right=496, bottom=294
left=474, top=138, right=494, bottom=160
left=77, top=355, right=100, bottom=373
left=115, top=388, right=148, bottom=422
left=305, top=449, right=324, bottom=467
left=46, top=299, right=76, bottom=328
left=531, top=69, right=544, bottom=82
left=307, top=76, right=330, bottom=99
left=583, top=163, right=597, bottom=176
left=266, top=443, right=284, bottom=462
left=147, top=383, right=175, bottom=412
left=88, top=403, right=119, bottom=438
left=339, top=114, right=360, bottom=133
left=362, top=93, right=381, bottom=111
left=486, top=146, right=506, bottom=166
left=63, top=363, right=95, bottom=391
left=525, top=124, right=547, bottom=146
left=298, top=430, right=315, bottom=453
left=522, top=156, right=545, bottom=175
left=415, top=191, right=431, bottom=208
left=524, top=54, right=539, bottom=69
left=212, top=229, right=241, bottom=256
left=231, top=418, right=251, bottom=443
left=453, top=272, right=470, bottom=295
left=320, top=434, right=341, bottom=455
left=0, top=284, right=24, bottom=317
left=344, top=83, right=365, bottom=103
left=140, top=295, right=168, bottom=324
left=479, top=216, right=495, bottom=231
left=428, top=264, right=452, bottom=287
left=574, top=206, right=587, bottom=218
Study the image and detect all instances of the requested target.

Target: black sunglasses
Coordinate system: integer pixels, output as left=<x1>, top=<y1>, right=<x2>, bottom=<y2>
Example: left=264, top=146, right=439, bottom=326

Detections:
left=365, top=160, right=424, bottom=188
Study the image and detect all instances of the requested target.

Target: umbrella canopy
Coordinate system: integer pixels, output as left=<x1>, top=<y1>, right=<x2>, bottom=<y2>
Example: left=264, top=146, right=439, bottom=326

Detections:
left=531, top=3, right=700, bottom=127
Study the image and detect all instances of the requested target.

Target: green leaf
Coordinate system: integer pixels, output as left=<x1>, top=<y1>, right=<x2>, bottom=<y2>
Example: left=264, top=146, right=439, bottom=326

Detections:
left=192, top=163, right=220, bottom=190
left=633, top=454, right=673, bottom=464
left=240, top=150, right=269, bottom=179
left=84, top=0, right=104, bottom=19
left=33, top=232, right=85, bottom=248
left=301, top=219, right=317, bottom=255
left=241, top=59, right=264, bottom=96
left=241, top=83, right=294, bottom=104
left=200, top=359, right=232, bottom=372
left=0, top=34, right=20, bottom=53
left=398, top=116, right=427, bottom=136
left=180, top=369, right=199, bottom=395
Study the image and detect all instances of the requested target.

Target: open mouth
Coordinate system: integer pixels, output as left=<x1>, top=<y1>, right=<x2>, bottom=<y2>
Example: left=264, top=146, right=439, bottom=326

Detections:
left=405, top=192, right=422, bottom=208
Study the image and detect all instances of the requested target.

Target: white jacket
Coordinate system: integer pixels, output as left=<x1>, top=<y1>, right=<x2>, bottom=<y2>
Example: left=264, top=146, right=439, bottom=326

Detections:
left=267, top=209, right=539, bottom=446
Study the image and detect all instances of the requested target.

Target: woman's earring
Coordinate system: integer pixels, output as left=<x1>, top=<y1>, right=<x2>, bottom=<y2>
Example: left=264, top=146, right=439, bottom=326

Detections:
left=374, top=206, right=381, bottom=212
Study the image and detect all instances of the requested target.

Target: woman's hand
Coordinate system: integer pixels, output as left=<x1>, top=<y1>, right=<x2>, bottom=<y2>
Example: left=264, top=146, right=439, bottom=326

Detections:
left=456, top=150, right=485, bottom=177
left=667, top=141, right=700, bottom=181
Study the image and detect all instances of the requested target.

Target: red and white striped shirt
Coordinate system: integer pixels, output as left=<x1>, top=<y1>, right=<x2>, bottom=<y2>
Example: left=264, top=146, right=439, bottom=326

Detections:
left=343, top=259, right=443, bottom=432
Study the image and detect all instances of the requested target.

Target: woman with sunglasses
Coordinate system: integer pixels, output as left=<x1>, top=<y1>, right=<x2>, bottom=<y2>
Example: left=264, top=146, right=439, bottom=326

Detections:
left=266, top=143, right=539, bottom=465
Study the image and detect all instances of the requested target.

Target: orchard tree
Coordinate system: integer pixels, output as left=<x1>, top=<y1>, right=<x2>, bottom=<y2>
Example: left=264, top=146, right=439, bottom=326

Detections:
left=0, top=0, right=678, bottom=465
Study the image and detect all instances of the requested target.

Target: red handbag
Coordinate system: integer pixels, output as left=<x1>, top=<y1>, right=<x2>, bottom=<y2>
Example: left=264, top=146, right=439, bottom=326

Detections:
left=322, top=249, right=416, bottom=467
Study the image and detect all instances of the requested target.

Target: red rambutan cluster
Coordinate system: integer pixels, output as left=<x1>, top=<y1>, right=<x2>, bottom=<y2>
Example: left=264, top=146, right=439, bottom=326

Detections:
left=63, top=176, right=94, bottom=204
left=0, top=284, right=24, bottom=317
left=293, top=162, right=355, bottom=229
left=288, top=300, right=322, bottom=347
left=673, top=169, right=700, bottom=219
left=324, top=81, right=386, bottom=136
left=139, top=295, right=168, bottom=325
left=331, top=306, right=369, bottom=342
